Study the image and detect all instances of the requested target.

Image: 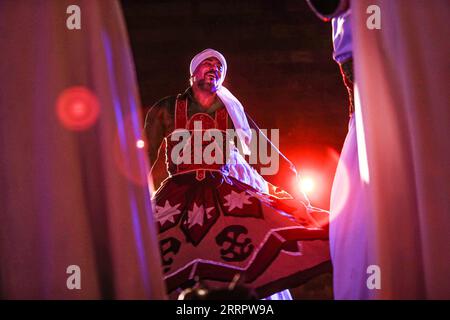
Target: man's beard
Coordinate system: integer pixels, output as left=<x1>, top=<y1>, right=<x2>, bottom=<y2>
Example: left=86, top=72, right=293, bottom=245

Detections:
left=196, top=79, right=218, bottom=93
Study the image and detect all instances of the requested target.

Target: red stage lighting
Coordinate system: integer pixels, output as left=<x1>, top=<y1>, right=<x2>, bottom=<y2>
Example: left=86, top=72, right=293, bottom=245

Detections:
left=56, top=86, right=100, bottom=131
left=300, top=176, right=315, bottom=194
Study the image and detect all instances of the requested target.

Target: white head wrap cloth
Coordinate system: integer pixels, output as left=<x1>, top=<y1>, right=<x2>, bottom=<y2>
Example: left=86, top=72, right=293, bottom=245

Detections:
left=190, top=49, right=252, bottom=155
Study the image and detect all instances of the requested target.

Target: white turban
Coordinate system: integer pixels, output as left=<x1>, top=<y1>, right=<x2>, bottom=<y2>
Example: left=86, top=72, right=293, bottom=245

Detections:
left=190, top=48, right=252, bottom=155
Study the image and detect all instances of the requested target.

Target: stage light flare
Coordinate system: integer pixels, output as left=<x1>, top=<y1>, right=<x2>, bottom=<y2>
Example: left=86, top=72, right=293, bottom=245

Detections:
left=136, top=139, right=145, bottom=149
left=112, top=113, right=150, bottom=187
left=300, top=176, right=315, bottom=194
left=56, top=86, right=100, bottom=131
left=288, top=146, right=348, bottom=223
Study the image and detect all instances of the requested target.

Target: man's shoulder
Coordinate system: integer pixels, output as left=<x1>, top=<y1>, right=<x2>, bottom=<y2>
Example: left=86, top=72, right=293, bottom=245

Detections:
left=144, top=95, right=178, bottom=121
left=147, top=89, right=191, bottom=111
left=149, top=95, right=177, bottom=111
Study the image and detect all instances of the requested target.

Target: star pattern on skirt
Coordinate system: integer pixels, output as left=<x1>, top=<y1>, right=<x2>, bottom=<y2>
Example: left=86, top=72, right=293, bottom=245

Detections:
left=155, top=200, right=181, bottom=225
left=186, top=203, right=214, bottom=228
left=223, top=190, right=253, bottom=211
left=245, top=189, right=274, bottom=204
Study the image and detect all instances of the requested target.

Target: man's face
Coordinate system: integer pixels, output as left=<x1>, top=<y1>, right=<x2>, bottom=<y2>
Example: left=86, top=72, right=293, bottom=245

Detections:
left=192, top=57, right=223, bottom=93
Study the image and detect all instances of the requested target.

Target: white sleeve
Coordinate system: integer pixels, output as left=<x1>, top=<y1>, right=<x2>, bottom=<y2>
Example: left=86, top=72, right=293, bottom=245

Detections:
left=227, top=146, right=269, bottom=193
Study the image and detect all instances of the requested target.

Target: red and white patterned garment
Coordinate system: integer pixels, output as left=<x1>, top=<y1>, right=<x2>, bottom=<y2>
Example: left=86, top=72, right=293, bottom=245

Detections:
left=153, top=97, right=330, bottom=298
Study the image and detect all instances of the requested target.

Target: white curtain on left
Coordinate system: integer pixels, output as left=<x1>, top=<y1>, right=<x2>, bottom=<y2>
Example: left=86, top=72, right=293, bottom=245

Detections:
left=0, top=0, right=166, bottom=299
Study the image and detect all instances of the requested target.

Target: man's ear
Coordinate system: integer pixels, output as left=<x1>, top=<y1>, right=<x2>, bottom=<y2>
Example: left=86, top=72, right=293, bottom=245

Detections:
left=189, top=75, right=196, bottom=86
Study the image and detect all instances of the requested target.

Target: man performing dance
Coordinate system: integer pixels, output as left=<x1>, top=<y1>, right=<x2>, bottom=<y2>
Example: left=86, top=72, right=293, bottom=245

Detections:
left=144, top=49, right=330, bottom=299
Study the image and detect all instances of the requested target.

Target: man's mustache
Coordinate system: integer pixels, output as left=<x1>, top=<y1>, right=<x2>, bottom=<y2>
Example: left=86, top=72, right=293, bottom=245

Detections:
left=205, top=70, right=219, bottom=79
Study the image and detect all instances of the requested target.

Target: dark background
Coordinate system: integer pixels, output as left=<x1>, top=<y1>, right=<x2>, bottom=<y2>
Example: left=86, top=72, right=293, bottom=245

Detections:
left=122, top=0, right=348, bottom=299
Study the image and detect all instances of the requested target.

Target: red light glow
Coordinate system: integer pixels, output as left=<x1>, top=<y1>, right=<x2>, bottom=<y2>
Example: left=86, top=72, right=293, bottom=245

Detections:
left=56, top=86, right=100, bottom=131
left=300, top=176, right=315, bottom=194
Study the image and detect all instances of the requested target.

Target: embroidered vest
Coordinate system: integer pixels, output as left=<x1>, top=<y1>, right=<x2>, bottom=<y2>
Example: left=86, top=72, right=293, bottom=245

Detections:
left=165, top=95, right=230, bottom=181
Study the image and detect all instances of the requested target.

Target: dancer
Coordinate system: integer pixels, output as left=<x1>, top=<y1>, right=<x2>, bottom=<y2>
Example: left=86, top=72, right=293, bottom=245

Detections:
left=144, top=48, right=330, bottom=299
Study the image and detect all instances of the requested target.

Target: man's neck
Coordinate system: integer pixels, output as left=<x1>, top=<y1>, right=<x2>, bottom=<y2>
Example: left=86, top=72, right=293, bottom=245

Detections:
left=192, top=86, right=217, bottom=109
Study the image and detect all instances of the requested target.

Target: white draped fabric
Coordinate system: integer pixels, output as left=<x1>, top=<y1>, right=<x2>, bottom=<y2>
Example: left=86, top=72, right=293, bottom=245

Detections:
left=228, top=147, right=270, bottom=194
left=331, top=0, right=450, bottom=299
left=0, top=0, right=166, bottom=299
left=330, top=115, right=375, bottom=299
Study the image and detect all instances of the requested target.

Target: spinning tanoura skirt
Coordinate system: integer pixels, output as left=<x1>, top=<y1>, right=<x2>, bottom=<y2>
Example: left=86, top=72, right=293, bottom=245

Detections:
left=153, top=171, right=330, bottom=298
